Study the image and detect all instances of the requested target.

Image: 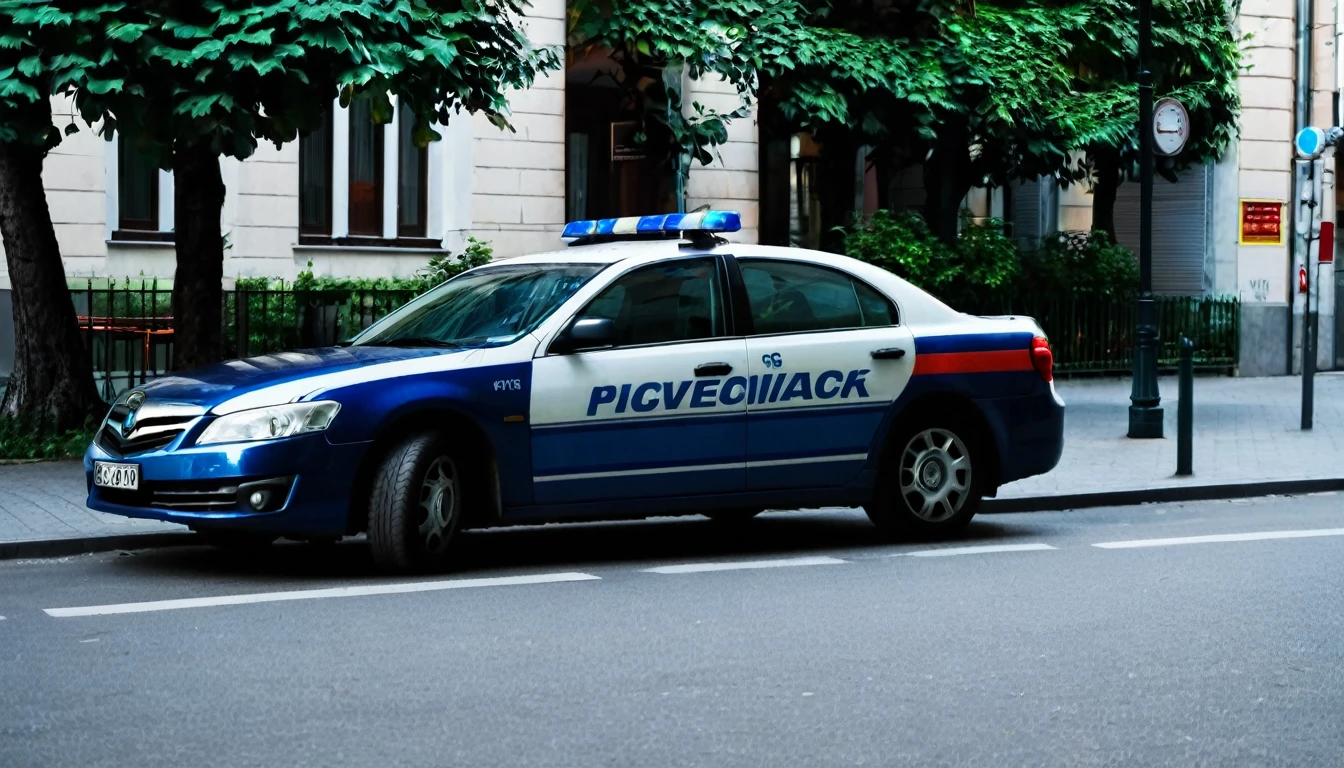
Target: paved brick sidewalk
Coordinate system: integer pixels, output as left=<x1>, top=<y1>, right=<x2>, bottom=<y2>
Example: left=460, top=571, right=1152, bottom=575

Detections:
left=2, top=374, right=1342, bottom=550
left=0, top=460, right=183, bottom=545
left=998, top=373, right=1344, bottom=498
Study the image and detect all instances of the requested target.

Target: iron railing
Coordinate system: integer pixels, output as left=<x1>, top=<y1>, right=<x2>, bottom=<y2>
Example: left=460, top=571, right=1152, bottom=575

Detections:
left=70, top=280, right=1240, bottom=398
left=72, top=280, right=425, bottom=399
left=963, top=294, right=1239, bottom=375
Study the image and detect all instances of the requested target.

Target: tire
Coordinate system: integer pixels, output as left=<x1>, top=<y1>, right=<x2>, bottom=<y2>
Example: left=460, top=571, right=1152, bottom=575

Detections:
left=865, top=416, right=984, bottom=539
left=194, top=529, right=279, bottom=551
left=367, top=432, right=463, bottom=573
left=704, top=508, right=763, bottom=524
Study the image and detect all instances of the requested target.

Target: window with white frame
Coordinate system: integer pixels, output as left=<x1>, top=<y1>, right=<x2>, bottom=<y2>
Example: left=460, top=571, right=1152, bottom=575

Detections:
left=298, top=97, right=433, bottom=246
left=106, top=134, right=174, bottom=242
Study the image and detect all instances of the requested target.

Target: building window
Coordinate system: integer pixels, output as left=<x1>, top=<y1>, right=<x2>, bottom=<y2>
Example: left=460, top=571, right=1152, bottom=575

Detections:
left=299, top=97, right=439, bottom=247
left=397, top=98, right=428, bottom=238
left=299, top=110, right=333, bottom=236
left=347, top=98, right=384, bottom=237
left=118, top=135, right=158, bottom=231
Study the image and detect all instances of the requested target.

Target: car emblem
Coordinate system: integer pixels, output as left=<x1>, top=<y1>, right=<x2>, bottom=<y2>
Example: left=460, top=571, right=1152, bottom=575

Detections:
left=121, top=391, right=146, bottom=435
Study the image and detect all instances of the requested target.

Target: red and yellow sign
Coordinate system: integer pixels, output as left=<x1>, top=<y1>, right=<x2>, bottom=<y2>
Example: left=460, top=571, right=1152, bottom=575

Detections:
left=1239, top=199, right=1284, bottom=245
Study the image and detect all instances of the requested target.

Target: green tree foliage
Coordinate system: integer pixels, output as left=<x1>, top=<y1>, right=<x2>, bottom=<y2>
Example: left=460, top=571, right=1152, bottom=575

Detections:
left=2, top=0, right=561, bottom=369
left=573, top=0, right=1240, bottom=240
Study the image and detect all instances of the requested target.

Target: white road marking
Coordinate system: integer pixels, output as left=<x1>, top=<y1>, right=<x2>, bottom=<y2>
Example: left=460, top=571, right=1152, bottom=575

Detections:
left=1094, top=528, right=1344, bottom=550
left=44, top=572, right=602, bottom=618
left=899, top=543, right=1057, bottom=558
left=644, top=556, right=846, bottom=574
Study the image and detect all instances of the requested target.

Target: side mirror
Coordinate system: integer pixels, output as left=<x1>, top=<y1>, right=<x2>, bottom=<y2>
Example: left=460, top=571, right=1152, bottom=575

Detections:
left=551, top=317, right=616, bottom=354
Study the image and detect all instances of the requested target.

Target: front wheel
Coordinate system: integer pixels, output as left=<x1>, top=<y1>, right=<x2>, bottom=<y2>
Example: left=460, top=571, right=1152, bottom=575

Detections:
left=367, top=433, right=463, bottom=573
left=865, top=421, right=983, bottom=539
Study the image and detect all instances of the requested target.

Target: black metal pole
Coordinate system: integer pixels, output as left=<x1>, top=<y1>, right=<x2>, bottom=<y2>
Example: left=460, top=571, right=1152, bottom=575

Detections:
left=1177, top=337, right=1193, bottom=476
left=1302, top=162, right=1315, bottom=430
left=1129, top=0, right=1163, bottom=438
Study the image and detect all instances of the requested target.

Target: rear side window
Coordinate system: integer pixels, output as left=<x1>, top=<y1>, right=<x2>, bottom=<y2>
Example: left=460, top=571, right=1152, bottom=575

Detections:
left=581, top=257, right=726, bottom=347
left=738, top=259, right=897, bottom=335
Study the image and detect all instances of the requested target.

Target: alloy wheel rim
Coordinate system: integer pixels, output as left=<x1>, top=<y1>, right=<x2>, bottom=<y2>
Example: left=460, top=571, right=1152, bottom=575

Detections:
left=417, top=456, right=458, bottom=554
left=899, top=428, right=971, bottom=522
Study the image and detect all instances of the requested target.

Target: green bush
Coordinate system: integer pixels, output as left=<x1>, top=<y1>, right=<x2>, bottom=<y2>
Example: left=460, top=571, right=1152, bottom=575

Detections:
left=0, top=416, right=100, bottom=461
left=842, top=210, right=1018, bottom=307
left=1021, top=231, right=1138, bottom=296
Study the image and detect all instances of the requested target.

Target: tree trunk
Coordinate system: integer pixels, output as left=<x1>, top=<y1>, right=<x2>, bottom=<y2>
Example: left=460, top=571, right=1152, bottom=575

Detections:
left=171, top=143, right=225, bottom=370
left=1091, top=145, right=1121, bottom=243
left=0, top=141, right=104, bottom=430
left=818, top=130, right=859, bottom=254
left=923, top=116, right=972, bottom=245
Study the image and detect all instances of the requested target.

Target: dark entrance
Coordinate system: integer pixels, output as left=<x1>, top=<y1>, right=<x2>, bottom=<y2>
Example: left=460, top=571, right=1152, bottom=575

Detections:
left=565, top=50, right=677, bottom=221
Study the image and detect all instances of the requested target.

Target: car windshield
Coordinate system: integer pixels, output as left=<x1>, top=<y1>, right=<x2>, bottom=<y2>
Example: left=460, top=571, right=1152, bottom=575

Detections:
left=349, top=263, right=606, bottom=349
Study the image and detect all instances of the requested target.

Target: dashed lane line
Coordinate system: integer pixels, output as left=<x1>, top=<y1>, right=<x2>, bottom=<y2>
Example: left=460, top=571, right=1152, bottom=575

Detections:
left=643, top=556, right=847, bottom=574
left=44, top=572, right=602, bottom=618
left=1093, top=528, right=1344, bottom=550
left=897, top=542, right=1058, bottom=558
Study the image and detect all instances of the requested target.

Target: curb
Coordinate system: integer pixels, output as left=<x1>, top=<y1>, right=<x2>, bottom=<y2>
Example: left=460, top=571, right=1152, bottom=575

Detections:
left=982, top=477, right=1344, bottom=514
left=3, top=478, right=1342, bottom=560
left=0, top=532, right=198, bottom=561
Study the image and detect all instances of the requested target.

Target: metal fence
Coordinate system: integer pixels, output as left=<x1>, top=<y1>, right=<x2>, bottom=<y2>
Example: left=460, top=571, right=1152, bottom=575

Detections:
left=964, top=294, right=1240, bottom=375
left=71, top=280, right=1240, bottom=398
left=72, top=280, right=424, bottom=399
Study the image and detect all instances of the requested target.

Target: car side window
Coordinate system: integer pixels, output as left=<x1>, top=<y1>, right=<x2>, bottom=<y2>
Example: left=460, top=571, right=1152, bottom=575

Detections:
left=580, top=257, right=726, bottom=347
left=739, top=259, right=897, bottom=335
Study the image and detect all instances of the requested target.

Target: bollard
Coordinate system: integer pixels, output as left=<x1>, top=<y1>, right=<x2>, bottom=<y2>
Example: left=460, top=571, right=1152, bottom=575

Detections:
left=1176, top=337, right=1194, bottom=476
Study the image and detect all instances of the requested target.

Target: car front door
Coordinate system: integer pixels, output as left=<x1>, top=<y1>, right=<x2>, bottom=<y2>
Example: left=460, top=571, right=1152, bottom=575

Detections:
left=735, top=257, right=915, bottom=491
left=529, top=256, right=748, bottom=505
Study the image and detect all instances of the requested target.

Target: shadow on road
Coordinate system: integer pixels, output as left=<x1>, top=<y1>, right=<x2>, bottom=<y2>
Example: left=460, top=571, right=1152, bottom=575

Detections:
left=109, top=509, right=1046, bottom=583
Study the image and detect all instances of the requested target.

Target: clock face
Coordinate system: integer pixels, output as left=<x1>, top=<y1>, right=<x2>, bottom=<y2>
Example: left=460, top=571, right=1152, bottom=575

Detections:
left=1153, top=99, right=1190, bottom=156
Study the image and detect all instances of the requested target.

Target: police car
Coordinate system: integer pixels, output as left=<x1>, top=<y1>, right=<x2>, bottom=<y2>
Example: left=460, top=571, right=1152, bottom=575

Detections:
left=86, top=211, right=1064, bottom=572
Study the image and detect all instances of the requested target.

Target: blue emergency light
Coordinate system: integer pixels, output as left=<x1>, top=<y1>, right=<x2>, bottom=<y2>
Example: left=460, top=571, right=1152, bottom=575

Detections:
left=561, top=210, right=741, bottom=239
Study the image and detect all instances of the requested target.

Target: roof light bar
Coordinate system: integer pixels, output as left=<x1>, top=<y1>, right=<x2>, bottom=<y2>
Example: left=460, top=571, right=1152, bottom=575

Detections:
left=562, top=210, right=742, bottom=240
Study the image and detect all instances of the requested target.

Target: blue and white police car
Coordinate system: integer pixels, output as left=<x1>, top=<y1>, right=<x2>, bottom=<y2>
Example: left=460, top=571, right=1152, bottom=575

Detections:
left=86, top=211, right=1064, bottom=572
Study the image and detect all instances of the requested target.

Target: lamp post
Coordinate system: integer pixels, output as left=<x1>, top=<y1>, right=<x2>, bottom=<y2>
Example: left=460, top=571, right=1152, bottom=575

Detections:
left=1128, top=0, right=1162, bottom=438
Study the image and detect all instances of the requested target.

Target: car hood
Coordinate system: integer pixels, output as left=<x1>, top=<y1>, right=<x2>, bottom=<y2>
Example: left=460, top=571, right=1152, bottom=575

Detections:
left=136, top=346, right=463, bottom=410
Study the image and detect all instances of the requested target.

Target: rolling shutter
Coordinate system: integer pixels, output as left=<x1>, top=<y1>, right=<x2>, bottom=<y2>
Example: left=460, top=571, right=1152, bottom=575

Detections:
left=1010, top=176, right=1058, bottom=251
left=1114, top=164, right=1210, bottom=296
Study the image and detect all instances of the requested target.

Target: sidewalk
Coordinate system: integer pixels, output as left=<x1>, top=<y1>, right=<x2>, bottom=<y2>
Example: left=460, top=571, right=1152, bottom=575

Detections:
left=3, top=374, right=1342, bottom=556
left=992, top=373, right=1344, bottom=508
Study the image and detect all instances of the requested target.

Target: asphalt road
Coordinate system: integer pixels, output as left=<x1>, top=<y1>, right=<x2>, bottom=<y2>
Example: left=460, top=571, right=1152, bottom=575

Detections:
left=2, top=494, right=1342, bottom=768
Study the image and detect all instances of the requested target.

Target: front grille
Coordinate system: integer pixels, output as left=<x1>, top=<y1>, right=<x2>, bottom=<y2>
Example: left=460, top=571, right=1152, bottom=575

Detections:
left=99, top=477, right=295, bottom=513
left=98, top=400, right=203, bottom=457
left=97, top=424, right=186, bottom=456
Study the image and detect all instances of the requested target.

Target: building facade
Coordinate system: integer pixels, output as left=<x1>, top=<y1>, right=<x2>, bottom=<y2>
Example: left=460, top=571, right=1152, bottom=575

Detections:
left=0, top=0, right=1337, bottom=377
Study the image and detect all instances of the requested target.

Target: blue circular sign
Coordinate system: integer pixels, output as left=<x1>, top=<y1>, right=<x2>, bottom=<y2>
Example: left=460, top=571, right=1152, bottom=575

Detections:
left=1296, top=127, right=1326, bottom=158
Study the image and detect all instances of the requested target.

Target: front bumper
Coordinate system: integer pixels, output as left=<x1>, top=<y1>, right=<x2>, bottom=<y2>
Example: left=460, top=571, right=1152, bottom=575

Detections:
left=85, top=433, right=370, bottom=537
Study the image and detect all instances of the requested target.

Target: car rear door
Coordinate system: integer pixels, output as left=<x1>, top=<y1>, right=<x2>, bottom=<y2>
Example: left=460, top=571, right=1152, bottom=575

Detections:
left=529, top=256, right=748, bottom=505
left=734, top=257, right=915, bottom=491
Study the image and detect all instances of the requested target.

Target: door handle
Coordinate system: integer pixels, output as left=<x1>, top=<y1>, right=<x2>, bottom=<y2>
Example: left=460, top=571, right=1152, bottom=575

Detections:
left=695, top=362, right=733, bottom=377
left=871, top=348, right=907, bottom=360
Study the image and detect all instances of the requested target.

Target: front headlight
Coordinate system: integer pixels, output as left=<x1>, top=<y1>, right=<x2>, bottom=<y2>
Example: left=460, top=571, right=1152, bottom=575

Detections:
left=196, top=402, right=341, bottom=446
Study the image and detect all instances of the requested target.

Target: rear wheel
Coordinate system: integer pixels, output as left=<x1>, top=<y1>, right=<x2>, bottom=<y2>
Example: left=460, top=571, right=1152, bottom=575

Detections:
left=865, top=419, right=983, bottom=539
left=367, top=433, right=463, bottom=573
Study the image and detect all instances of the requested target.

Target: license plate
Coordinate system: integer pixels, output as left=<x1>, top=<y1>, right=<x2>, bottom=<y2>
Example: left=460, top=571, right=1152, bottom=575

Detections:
left=94, top=462, right=140, bottom=490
